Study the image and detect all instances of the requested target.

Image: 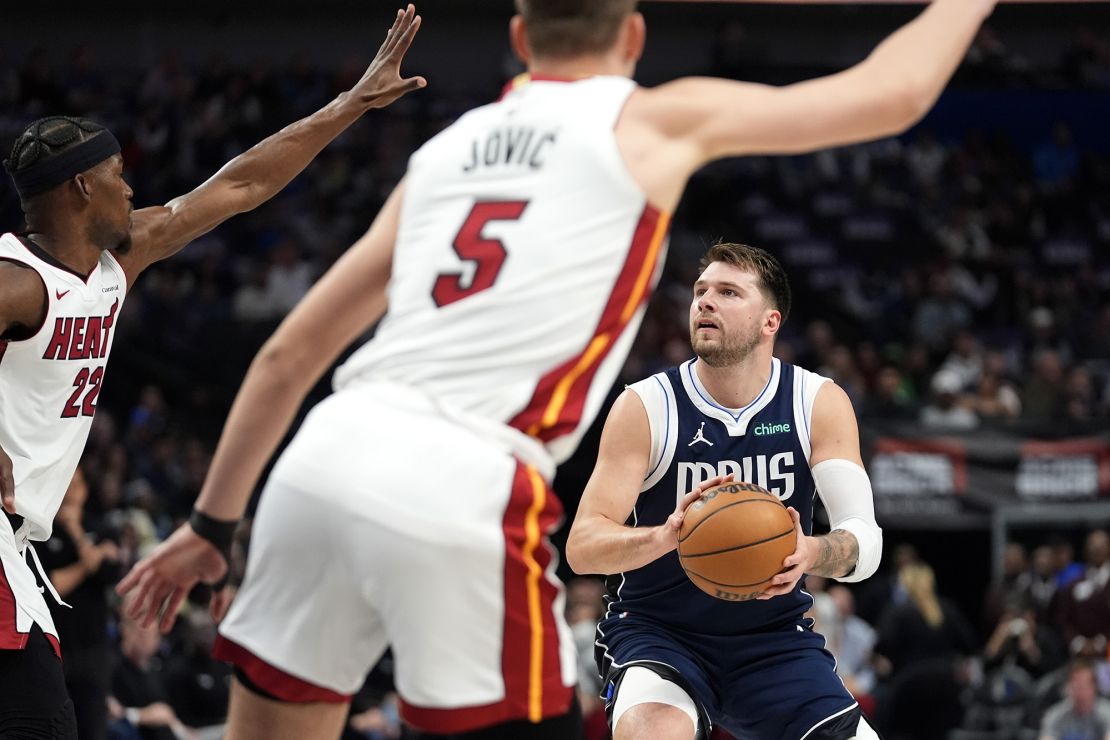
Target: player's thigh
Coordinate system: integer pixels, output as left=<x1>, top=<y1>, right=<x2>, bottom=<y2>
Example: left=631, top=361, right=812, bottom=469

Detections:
left=612, top=666, right=698, bottom=740
left=0, top=625, right=77, bottom=740
left=224, top=676, right=348, bottom=740
left=218, top=474, right=389, bottom=700
left=368, top=448, right=575, bottom=728
left=719, top=627, right=858, bottom=740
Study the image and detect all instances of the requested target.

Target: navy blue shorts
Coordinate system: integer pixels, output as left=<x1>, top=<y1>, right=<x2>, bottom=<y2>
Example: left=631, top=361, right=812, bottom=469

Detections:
left=595, top=614, right=859, bottom=740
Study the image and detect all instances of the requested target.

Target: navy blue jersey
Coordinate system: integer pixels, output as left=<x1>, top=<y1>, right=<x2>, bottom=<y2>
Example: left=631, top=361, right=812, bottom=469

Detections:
left=604, top=357, right=829, bottom=636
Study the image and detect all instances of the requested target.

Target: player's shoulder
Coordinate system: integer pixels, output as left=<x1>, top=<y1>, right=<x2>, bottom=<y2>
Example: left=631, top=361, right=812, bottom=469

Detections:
left=625, top=365, right=676, bottom=401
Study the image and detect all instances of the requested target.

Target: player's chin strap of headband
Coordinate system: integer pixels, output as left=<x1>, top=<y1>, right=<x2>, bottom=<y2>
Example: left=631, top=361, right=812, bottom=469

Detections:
left=188, top=509, right=237, bottom=592
left=4, top=130, right=121, bottom=200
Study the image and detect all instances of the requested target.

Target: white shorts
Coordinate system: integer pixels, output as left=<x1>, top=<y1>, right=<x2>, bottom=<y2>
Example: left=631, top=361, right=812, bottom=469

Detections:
left=216, top=383, right=577, bottom=734
left=0, top=515, right=59, bottom=655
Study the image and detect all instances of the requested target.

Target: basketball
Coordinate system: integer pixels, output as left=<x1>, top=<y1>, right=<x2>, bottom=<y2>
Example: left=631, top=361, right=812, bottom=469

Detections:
left=677, top=481, right=796, bottom=601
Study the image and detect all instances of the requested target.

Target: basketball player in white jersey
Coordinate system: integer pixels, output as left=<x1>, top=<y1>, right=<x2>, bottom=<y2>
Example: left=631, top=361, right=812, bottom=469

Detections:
left=119, top=1, right=997, bottom=738
left=0, top=8, right=423, bottom=737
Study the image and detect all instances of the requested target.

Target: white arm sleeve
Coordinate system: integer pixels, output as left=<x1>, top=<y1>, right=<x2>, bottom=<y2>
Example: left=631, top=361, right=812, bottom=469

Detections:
left=812, top=458, right=883, bottom=583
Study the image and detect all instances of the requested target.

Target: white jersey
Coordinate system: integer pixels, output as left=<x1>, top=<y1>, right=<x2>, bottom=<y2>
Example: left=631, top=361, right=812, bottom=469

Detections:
left=0, top=233, right=127, bottom=540
left=335, top=75, right=669, bottom=472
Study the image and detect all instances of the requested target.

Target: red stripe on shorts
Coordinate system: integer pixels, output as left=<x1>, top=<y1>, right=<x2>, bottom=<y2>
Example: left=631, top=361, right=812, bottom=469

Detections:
left=0, top=558, right=29, bottom=650
left=213, top=635, right=350, bottom=703
left=399, top=463, right=573, bottom=734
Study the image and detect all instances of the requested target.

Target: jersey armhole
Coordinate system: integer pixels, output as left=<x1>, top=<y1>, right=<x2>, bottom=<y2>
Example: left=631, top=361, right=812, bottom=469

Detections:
left=102, top=250, right=131, bottom=294
left=792, top=368, right=829, bottom=464
left=0, top=257, right=49, bottom=342
left=628, top=373, right=678, bottom=492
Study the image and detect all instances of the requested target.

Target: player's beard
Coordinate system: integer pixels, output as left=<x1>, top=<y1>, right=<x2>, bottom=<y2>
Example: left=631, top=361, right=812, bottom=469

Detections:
left=692, top=323, right=761, bottom=368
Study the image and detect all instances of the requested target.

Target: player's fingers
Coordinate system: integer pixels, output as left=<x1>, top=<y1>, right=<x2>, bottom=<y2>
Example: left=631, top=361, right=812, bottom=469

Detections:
left=116, top=563, right=143, bottom=596
left=127, top=570, right=162, bottom=622
left=210, top=586, right=233, bottom=623
left=384, top=8, right=407, bottom=48
left=158, top=588, right=188, bottom=634
left=398, top=76, right=428, bottom=94
left=382, top=6, right=415, bottom=58
left=390, top=12, right=422, bottom=59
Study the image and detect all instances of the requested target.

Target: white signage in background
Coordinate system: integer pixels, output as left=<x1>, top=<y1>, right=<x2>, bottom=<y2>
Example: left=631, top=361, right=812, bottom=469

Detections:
left=870, top=439, right=967, bottom=498
left=1016, top=456, right=1099, bottom=498
left=1017, top=440, right=1110, bottom=499
left=872, top=451, right=957, bottom=496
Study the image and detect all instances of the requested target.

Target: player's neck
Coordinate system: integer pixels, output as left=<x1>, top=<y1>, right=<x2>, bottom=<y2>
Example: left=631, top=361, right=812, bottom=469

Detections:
left=694, top=349, right=774, bottom=410
left=527, top=53, right=631, bottom=80
left=23, top=220, right=101, bottom=276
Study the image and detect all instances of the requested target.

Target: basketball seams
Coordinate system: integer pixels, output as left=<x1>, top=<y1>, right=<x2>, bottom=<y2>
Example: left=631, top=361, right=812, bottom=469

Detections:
left=681, top=569, right=774, bottom=590
left=679, top=527, right=794, bottom=558
left=677, top=495, right=785, bottom=544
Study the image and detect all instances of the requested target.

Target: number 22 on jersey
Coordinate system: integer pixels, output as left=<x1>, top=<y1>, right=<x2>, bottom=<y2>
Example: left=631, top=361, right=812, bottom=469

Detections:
left=432, top=200, right=528, bottom=308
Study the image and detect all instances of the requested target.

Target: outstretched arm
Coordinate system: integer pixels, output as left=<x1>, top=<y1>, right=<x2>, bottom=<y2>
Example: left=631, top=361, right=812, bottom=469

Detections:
left=116, top=5, right=425, bottom=285
left=116, top=182, right=405, bottom=631
left=631, top=0, right=995, bottom=182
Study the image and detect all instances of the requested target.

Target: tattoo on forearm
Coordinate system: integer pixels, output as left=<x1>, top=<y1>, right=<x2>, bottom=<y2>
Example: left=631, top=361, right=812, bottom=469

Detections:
left=810, top=530, right=859, bottom=578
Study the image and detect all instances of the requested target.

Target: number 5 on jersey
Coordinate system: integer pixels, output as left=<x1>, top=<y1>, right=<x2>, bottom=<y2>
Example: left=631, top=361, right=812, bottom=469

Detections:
left=432, top=200, right=528, bottom=308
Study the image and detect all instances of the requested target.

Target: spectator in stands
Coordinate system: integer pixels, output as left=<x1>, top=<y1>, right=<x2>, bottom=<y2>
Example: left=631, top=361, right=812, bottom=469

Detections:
left=1023, top=349, right=1067, bottom=421
left=110, top=614, right=196, bottom=740
left=983, top=594, right=1066, bottom=679
left=1053, top=530, right=1110, bottom=658
left=825, top=585, right=878, bottom=716
left=1022, top=544, right=1062, bottom=621
left=41, top=467, right=121, bottom=740
left=875, top=563, right=978, bottom=676
left=861, top=365, right=917, bottom=420
left=1038, top=659, right=1110, bottom=740
left=921, top=369, right=979, bottom=429
left=874, top=563, right=978, bottom=740
left=984, top=542, right=1030, bottom=630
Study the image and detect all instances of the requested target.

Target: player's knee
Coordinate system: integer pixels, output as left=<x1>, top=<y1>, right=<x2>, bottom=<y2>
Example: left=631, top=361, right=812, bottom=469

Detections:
left=614, top=702, right=695, bottom=740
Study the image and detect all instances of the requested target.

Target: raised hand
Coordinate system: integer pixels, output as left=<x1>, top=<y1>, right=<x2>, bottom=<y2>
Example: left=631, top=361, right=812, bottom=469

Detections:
left=350, top=4, right=428, bottom=109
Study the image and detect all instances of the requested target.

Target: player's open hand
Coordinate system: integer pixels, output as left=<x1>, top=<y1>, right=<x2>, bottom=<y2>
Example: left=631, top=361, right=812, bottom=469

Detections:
left=350, top=4, right=427, bottom=109
left=660, top=474, right=735, bottom=550
left=756, top=506, right=817, bottom=600
left=116, top=522, right=228, bottom=634
left=0, top=444, right=14, bottom=515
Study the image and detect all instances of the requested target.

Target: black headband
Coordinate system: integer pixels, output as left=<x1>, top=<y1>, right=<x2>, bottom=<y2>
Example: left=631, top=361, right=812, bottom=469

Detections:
left=5, top=130, right=121, bottom=200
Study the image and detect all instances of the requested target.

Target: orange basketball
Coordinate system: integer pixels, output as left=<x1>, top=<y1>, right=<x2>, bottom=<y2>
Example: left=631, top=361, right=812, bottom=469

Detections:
left=677, top=481, right=796, bottom=601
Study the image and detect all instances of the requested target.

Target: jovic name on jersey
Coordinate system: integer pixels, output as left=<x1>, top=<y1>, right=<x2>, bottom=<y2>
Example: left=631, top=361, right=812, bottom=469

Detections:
left=607, top=358, right=829, bottom=635
left=0, top=233, right=127, bottom=540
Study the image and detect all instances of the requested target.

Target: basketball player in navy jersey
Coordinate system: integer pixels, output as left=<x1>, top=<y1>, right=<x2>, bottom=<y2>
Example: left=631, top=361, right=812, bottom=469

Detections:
left=120, top=2, right=994, bottom=739
left=0, top=8, right=423, bottom=737
left=567, top=243, right=883, bottom=740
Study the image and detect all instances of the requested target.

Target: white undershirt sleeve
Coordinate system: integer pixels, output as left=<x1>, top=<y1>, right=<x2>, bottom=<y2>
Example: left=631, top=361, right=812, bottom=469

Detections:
left=811, top=458, right=883, bottom=583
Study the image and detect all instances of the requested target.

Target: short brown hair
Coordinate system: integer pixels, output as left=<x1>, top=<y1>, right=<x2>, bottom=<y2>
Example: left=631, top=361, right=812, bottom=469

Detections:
left=699, top=242, right=791, bottom=324
left=515, top=0, right=638, bottom=59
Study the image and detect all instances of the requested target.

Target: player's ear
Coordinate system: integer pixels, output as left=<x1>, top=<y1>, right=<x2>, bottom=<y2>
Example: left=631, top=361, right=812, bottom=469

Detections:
left=510, top=15, right=532, bottom=65
left=765, top=309, right=782, bottom=336
left=72, top=173, right=93, bottom=204
left=623, top=12, right=646, bottom=63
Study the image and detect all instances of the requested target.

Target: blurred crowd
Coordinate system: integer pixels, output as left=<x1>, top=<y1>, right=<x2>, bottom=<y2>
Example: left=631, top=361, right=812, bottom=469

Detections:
left=1, top=28, right=1109, bottom=740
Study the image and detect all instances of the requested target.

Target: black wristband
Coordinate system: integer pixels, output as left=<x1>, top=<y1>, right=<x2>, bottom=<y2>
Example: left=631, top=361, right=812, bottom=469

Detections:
left=188, top=509, right=236, bottom=562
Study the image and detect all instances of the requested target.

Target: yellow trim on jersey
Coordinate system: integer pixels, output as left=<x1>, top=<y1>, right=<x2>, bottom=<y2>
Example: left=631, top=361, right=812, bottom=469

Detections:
left=529, top=210, right=671, bottom=437
left=523, top=466, right=548, bottom=722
